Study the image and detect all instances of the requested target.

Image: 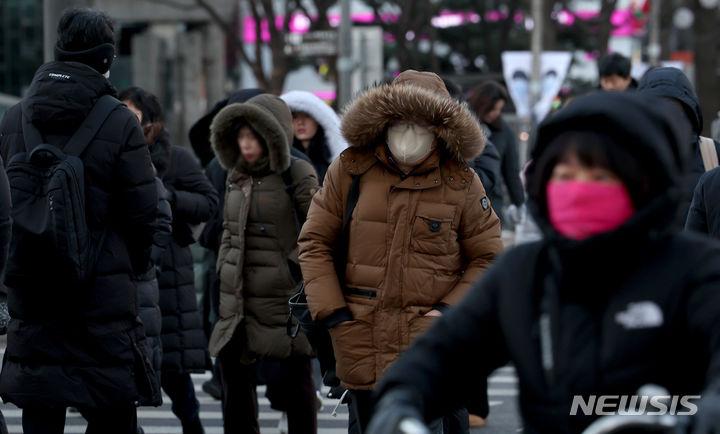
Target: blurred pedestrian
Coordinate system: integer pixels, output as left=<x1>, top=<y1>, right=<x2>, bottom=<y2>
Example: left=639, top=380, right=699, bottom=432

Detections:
left=281, top=90, right=347, bottom=184
left=598, top=53, right=636, bottom=92
left=298, top=70, right=502, bottom=434
left=189, top=88, right=268, bottom=400
left=468, top=81, right=525, bottom=227
left=209, top=94, right=319, bottom=434
left=146, top=93, right=218, bottom=433
left=0, top=8, right=159, bottom=433
left=637, top=66, right=720, bottom=220
left=366, top=91, right=720, bottom=434
left=119, top=87, right=175, bottom=404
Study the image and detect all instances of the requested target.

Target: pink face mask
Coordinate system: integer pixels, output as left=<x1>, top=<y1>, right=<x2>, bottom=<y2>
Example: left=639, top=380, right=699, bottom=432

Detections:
left=546, top=181, right=635, bottom=240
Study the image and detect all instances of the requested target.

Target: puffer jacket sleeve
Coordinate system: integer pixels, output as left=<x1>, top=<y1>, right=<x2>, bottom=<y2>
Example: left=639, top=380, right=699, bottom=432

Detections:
left=685, top=169, right=712, bottom=234
left=685, top=241, right=720, bottom=386
left=115, top=116, right=159, bottom=273
left=290, top=159, right=320, bottom=218
left=151, top=176, right=174, bottom=267
left=168, top=147, right=219, bottom=224
left=0, top=155, right=11, bottom=277
left=199, top=158, right=228, bottom=253
left=470, top=140, right=500, bottom=194
left=298, top=158, right=349, bottom=321
left=441, top=174, right=502, bottom=306
left=499, top=127, right=525, bottom=207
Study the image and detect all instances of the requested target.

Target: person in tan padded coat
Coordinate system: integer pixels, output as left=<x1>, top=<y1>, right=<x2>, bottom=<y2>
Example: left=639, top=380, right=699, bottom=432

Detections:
left=298, top=70, right=503, bottom=433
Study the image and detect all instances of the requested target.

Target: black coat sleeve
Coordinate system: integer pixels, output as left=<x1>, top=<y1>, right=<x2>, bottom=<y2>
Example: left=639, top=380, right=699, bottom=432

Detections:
left=373, top=259, right=511, bottom=422
left=167, top=147, right=219, bottom=225
left=470, top=140, right=501, bottom=195
left=498, top=125, right=525, bottom=207
left=115, top=116, right=159, bottom=273
left=0, top=155, right=11, bottom=294
left=198, top=157, right=228, bottom=253
left=685, top=170, right=711, bottom=234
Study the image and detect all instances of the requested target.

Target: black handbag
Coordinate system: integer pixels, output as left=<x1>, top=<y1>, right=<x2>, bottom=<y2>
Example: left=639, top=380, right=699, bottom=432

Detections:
left=286, top=174, right=361, bottom=377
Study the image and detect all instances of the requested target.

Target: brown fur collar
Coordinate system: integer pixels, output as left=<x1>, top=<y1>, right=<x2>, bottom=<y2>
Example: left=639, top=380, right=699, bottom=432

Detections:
left=341, top=83, right=486, bottom=163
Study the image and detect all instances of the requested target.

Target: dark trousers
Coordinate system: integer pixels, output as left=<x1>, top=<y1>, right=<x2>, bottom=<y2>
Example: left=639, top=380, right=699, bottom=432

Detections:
left=466, top=376, right=490, bottom=418
left=347, top=390, right=468, bottom=434
left=218, top=337, right=317, bottom=434
left=22, top=404, right=137, bottom=434
left=162, top=371, right=204, bottom=433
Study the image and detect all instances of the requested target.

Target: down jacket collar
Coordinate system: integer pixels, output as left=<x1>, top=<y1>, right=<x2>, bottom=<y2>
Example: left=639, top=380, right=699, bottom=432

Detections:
left=340, top=70, right=486, bottom=167
left=210, top=94, right=293, bottom=173
left=280, top=90, right=347, bottom=162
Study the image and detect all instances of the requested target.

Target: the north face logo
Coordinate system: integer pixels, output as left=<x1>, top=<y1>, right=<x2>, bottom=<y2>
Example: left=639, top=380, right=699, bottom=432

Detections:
left=615, top=301, right=664, bottom=329
left=48, top=73, right=71, bottom=80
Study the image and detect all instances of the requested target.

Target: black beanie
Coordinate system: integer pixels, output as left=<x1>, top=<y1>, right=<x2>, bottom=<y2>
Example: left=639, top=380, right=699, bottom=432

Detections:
left=54, top=42, right=115, bottom=75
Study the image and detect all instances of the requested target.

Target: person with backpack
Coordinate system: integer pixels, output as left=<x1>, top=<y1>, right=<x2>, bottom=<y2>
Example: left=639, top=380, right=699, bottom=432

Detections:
left=637, top=67, right=720, bottom=220
left=208, top=93, right=319, bottom=434
left=0, top=8, right=159, bottom=433
left=297, top=70, right=503, bottom=434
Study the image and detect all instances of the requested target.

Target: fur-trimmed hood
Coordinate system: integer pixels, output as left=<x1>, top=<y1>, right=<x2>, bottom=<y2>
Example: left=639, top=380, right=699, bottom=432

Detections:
left=281, top=90, right=347, bottom=162
left=210, top=94, right=293, bottom=173
left=341, top=70, right=486, bottom=163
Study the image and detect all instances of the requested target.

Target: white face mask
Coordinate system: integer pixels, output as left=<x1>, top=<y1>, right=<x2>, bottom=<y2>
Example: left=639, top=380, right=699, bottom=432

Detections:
left=103, top=70, right=110, bottom=79
left=387, top=122, right=435, bottom=165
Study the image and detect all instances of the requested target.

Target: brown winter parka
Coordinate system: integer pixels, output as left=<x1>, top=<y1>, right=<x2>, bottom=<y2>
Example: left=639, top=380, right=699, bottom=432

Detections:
left=298, top=71, right=503, bottom=390
left=208, top=94, right=318, bottom=362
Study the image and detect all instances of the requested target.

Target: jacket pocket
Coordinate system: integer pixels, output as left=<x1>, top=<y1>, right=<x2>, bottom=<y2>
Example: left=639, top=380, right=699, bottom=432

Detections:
left=407, top=314, right=437, bottom=345
left=328, top=302, right=375, bottom=387
left=410, top=202, right=458, bottom=256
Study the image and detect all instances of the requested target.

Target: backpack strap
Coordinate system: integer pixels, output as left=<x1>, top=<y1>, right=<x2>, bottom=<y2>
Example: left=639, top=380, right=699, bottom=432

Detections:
left=334, top=174, right=361, bottom=290
left=699, top=136, right=719, bottom=172
left=21, top=95, right=123, bottom=156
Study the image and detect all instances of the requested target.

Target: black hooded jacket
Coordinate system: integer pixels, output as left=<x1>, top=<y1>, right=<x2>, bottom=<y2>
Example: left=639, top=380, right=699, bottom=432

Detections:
left=374, top=92, right=720, bottom=434
left=0, top=61, right=160, bottom=408
left=638, top=67, right=720, bottom=204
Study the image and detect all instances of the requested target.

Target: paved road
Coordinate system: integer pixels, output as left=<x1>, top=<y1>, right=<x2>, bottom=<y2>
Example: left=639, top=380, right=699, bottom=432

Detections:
left=0, top=343, right=522, bottom=433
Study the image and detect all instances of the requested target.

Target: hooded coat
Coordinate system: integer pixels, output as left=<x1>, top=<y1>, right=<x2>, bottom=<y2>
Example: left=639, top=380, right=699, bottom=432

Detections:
left=374, top=92, right=720, bottom=434
left=208, top=94, right=318, bottom=361
left=158, top=144, right=218, bottom=373
left=298, top=70, right=503, bottom=390
left=0, top=61, right=160, bottom=408
left=281, top=90, right=348, bottom=183
left=135, top=130, right=173, bottom=391
left=637, top=67, right=720, bottom=200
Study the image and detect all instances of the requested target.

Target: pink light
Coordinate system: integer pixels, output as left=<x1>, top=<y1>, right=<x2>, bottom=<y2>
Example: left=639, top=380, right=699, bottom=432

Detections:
left=485, top=11, right=501, bottom=22
left=312, top=90, right=336, bottom=101
left=514, top=11, right=524, bottom=23
left=557, top=10, right=575, bottom=26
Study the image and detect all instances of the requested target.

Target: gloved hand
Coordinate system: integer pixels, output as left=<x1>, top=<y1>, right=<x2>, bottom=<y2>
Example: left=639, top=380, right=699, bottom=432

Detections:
left=506, top=204, right=525, bottom=225
left=692, top=388, right=720, bottom=434
left=366, top=388, right=429, bottom=434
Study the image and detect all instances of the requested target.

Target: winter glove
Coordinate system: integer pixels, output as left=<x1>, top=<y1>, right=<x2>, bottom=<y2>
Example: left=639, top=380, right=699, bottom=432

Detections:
left=506, top=204, right=525, bottom=225
left=366, top=388, right=429, bottom=434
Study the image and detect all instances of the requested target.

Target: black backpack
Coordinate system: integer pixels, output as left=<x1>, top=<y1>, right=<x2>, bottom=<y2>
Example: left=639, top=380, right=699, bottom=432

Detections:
left=5, top=95, right=122, bottom=287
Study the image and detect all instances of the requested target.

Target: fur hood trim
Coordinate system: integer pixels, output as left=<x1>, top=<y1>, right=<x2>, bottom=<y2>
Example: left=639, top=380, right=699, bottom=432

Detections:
left=210, top=94, right=292, bottom=173
left=341, top=83, right=486, bottom=162
left=281, top=90, right=348, bottom=162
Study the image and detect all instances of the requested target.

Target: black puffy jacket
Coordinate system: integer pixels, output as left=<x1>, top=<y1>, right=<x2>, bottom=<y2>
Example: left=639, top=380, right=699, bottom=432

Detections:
left=375, top=92, right=720, bottom=434
left=0, top=61, right=160, bottom=408
left=158, top=145, right=218, bottom=373
left=136, top=132, right=174, bottom=397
